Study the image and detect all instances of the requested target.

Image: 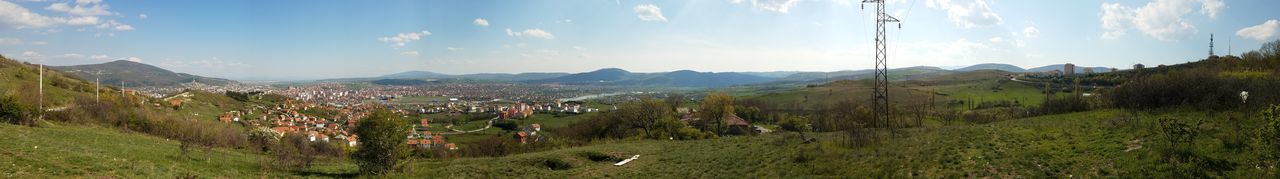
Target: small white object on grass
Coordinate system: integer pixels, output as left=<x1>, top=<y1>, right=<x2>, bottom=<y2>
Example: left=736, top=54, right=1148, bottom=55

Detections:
left=1241, top=91, right=1249, bottom=104
left=614, top=155, right=640, bottom=166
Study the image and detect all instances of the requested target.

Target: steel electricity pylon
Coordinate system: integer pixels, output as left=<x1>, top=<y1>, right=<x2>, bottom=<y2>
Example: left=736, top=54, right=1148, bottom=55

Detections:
left=863, top=0, right=899, bottom=128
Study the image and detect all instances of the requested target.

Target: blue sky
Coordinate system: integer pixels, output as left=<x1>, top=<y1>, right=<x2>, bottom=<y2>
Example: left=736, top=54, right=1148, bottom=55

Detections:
left=2, top=0, right=1278, bottom=80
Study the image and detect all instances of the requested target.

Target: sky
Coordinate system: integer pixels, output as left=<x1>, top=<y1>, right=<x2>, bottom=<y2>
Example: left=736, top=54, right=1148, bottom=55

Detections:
left=1, top=0, right=1278, bottom=80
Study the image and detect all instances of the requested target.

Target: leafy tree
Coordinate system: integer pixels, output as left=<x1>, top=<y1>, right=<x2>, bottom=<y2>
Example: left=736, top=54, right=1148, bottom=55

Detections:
left=778, top=114, right=811, bottom=139
left=617, top=98, right=678, bottom=139
left=664, top=93, right=685, bottom=112
left=493, top=120, right=519, bottom=131
left=352, top=109, right=410, bottom=175
left=697, top=92, right=734, bottom=134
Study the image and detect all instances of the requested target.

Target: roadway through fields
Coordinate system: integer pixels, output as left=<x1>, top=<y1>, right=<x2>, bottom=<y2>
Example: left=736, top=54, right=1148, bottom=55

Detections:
left=440, top=117, right=499, bottom=135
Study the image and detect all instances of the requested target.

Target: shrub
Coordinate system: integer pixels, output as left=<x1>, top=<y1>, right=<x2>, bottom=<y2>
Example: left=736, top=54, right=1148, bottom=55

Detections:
left=0, top=95, right=36, bottom=126
left=248, top=127, right=280, bottom=152
left=541, top=158, right=573, bottom=170
left=493, top=120, right=519, bottom=131
left=1258, top=105, right=1280, bottom=166
left=675, top=126, right=715, bottom=140
left=352, top=109, right=410, bottom=175
left=581, top=151, right=621, bottom=162
left=1109, top=67, right=1247, bottom=110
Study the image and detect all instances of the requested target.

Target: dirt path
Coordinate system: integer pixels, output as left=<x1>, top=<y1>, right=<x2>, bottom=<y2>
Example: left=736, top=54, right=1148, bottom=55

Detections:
left=440, top=117, right=498, bottom=135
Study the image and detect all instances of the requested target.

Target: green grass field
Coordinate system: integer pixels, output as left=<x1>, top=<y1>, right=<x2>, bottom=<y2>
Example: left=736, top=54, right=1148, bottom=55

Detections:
left=1, top=122, right=262, bottom=178
left=3, top=106, right=1272, bottom=178
left=386, top=109, right=1272, bottom=178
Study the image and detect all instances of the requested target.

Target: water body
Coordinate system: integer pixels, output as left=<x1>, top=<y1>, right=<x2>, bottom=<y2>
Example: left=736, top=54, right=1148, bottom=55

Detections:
left=561, top=92, right=626, bottom=101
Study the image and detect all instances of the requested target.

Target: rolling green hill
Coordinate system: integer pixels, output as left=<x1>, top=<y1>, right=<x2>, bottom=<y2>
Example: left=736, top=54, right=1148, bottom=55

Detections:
left=53, top=60, right=237, bottom=87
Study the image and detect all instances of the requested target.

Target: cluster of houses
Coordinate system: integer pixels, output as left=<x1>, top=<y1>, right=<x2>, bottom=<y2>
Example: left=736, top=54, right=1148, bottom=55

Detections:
left=259, top=100, right=367, bottom=147
left=407, top=118, right=458, bottom=150
left=419, top=99, right=600, bottom=116
left=514, top=123, right=543, bottom=144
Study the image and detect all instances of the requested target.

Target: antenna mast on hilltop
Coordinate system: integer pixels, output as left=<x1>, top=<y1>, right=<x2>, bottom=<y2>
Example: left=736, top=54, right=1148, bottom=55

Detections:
left=1209, top=34, right=1216, bottom=57
left=863, top=0, right=899, bottom=129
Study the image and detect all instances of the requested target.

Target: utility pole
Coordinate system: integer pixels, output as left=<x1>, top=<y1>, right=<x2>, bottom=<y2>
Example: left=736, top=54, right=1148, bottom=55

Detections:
left=95, top=70, right=101, bottom=103
left=38, top=64, right=44, bottom=116
left=863, top=0, right=899, bottom=129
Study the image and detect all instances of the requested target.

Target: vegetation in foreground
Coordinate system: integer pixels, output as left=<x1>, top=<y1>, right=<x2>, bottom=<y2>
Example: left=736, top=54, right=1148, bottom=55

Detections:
left=1, top=40, right=1279, bottom=177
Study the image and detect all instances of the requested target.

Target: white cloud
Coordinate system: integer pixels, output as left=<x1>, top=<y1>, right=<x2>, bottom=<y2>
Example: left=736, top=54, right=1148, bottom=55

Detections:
left=65, top=16, right=99, bottom=25
left=505, top=28, right=555, bottom=39
left=633, top=4, right=668, bottom=22
left=987, top=37, right=1004, bottom=43
left=752, top=0, right=800, bottom=13
left=1200, top=0, right=1223, bottom=20
left=75, top=0, right=101, bottom=5
left=1100, top=3, right=1132, bottom=39
left=113, top=24, right=133, bottom=31
left=0, top=38, right=24, bottom=45
left=1236, top=19, right=1278, bottom=41
left=138, top=14, right=147, bottom=19
left=0, top=1, right=62, bottom=28
left=1, top=0, right=133, bottom=32
left=1022, top=26, right=1040, bottom=38
left=473, top=18, right=489, bottom=26
left=89, top=54, right=109, bottom=60
left=96, top=20, right=132, bottom=31
left=1099, top=0, right=1215, bottom=41
left=157, top=58, right=246, bottom=70
left=447, top=47, right=465, bottom=51
left=833, top=0, right=852, bottom=6
left=45, top=2, right=112, bottom=17
left=55, top=53, right=83, bottom=58
left=927, top=0, right=1003, bottom=28
left=399, top=51, right=420, bottom=57
left=9, top=51, right=149, bottom=65
left=378, top=30, right=432, bottom=47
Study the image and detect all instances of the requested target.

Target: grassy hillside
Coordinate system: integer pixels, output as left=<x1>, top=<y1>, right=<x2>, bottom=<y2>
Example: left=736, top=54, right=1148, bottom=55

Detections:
left=386, top=109, right=1271, bottom=178
left=0, top=122, right=344, bottom=178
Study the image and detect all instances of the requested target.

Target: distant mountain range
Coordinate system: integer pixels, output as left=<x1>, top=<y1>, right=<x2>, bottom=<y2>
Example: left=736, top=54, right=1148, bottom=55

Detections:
left=53, top=60, right=236, bottom=87
left=361, top=63, right=1122, bottom=88
left=50, top=60, right=1120, bottom=89
left=524, top=68, right=776, bottom=88
left=952, top=63, right=1114, bottom=74
left=954, top=63, right=1028, bottom=72
left=378, top=70, right=570, bottom=81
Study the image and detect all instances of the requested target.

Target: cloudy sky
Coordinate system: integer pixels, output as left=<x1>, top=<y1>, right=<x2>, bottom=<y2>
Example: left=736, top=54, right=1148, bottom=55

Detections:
left=1, top=0, right=1278, bottom=80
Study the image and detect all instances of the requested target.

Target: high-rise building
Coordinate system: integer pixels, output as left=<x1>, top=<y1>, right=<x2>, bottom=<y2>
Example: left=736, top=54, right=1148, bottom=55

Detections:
left=1064, top=63, right=1076, bottom=76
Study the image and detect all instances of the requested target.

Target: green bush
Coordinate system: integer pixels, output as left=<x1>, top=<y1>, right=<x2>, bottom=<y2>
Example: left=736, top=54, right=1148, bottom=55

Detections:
left=1258, top=105, right=1280, bottom=166
left=541, top=158, right=573, bottom=170
left=352, top=109, right=410, bottom=175
left=493, top=120, right=519, bottom=131
left=0, top=95, right=35, bottom=126
left=581, top=151, right=621, bottom=162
